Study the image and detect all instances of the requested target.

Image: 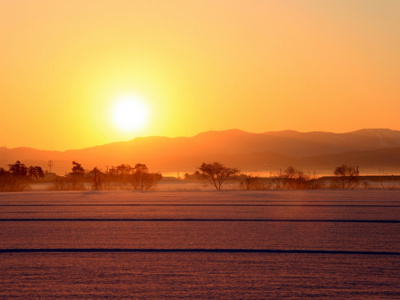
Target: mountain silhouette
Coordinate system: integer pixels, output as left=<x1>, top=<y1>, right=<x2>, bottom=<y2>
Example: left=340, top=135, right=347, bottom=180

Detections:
left=1, top=128, right=400, bottom=175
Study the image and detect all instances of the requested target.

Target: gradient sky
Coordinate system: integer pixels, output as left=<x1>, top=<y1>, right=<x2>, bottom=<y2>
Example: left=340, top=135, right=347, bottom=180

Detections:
left=1, top=0, right=399, bottom=150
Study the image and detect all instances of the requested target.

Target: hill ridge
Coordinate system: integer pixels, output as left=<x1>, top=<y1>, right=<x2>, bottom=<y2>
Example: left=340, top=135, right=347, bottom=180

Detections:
left=1, top=128, right=400, bottom=174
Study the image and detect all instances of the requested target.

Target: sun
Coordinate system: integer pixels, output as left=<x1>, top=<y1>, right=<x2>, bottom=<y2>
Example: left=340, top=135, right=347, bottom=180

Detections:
left=112, top=96, right=149, bottom=132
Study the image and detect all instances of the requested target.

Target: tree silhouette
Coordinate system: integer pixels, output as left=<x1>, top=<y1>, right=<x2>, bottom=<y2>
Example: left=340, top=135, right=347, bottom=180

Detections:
left=282, top=166, right=309, bottom=189
left=28, top=166, right=44, bottom=180
left=116, top=164, right=131, bottom=176
left=71, top=161, right=85, bottom=176
left=133, top=163, right=148, bottom=174
left=199, top=162, right=239, bottom=190
left=333, top=164, right=359, bottom=189
left=8, top=161, right=28, bottom=178
left=131, top=163, right=162, bottom=191
left=88, top=167, right=105, bottom=190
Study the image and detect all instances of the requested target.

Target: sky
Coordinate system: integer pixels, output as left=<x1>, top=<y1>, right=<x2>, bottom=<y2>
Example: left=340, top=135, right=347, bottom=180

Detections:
left=1, top=0, right=399, bottom=150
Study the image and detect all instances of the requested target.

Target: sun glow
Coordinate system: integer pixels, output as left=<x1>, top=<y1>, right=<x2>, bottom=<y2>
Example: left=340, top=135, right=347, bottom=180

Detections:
left=112, top=96, right=149, bottom=132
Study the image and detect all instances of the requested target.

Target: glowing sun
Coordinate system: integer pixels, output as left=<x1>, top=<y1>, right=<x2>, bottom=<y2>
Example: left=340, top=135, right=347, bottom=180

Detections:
left=112, top=96, right=149, bottom=132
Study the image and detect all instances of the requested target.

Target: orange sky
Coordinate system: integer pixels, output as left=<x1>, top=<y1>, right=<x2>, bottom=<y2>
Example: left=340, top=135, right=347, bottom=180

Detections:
left=1, top=0, right=399, bottom=150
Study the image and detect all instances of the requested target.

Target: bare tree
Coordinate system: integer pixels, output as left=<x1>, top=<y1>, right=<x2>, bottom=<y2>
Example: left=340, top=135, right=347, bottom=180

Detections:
left=116, top=164, right=132, bottom=177
left=271, top=172, right=284, bottom=189
left=199, top=162, right=239, bottom=190
left=88, top=167, right=106, bottom=190
left=54, top=161, right=86, bottom=190
left=333, top=165, right=360, bottom=189
left=282, top=166, right=310, bottom=189
left=270, top=167, right=315, bottom=189
left=106, top=164, right=132, bottom=189
left=131, top=163, right=162, bottom=191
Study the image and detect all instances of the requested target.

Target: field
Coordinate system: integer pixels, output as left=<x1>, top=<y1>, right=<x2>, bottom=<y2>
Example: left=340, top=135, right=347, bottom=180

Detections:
left=1, top=190, right=400, bottom=298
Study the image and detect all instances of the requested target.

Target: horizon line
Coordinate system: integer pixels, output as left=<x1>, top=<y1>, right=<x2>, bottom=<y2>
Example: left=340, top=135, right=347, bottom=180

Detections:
left=0, top=127, right=396, bottom=152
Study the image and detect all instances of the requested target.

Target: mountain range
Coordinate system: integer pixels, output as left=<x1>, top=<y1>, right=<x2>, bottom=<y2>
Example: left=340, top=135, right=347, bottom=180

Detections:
left=1, top=128, right=400, bottom=176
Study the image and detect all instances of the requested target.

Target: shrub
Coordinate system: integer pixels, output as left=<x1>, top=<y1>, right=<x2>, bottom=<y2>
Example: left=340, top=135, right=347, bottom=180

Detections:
left=0, top=174, right=30, bottom=192
left=49, top=176, right=86, bottom=191
left=239, top=175, right=271, bottom=190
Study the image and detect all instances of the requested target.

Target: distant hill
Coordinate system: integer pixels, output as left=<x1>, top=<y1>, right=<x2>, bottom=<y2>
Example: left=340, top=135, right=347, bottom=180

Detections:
left=1, top=128, right=400, bottom=175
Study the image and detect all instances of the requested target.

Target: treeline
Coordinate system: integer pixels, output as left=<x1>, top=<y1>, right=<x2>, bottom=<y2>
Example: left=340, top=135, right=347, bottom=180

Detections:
left=242, top=165, right=360, bottom=190
left=186, top=162, right=361, bottom=191
left=51, top=161, right=162, bottom=191
left=0, top=159, right=381, bottom=192
left=0, top=161, right=45, bottom=192
left=0, top=160, right=162, bottom=192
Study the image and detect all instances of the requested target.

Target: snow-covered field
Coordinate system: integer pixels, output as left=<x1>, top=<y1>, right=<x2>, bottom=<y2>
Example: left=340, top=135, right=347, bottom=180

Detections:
left=1, top=190, right=400, bottom=298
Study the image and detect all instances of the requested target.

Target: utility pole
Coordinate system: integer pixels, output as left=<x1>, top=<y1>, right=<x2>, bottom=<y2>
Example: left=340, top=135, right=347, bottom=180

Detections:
left=48, top=160, right=53, bottom=174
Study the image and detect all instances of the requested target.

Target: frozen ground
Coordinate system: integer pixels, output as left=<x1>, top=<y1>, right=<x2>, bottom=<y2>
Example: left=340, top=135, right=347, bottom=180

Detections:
left=1, top=190, right=400, bottom=298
